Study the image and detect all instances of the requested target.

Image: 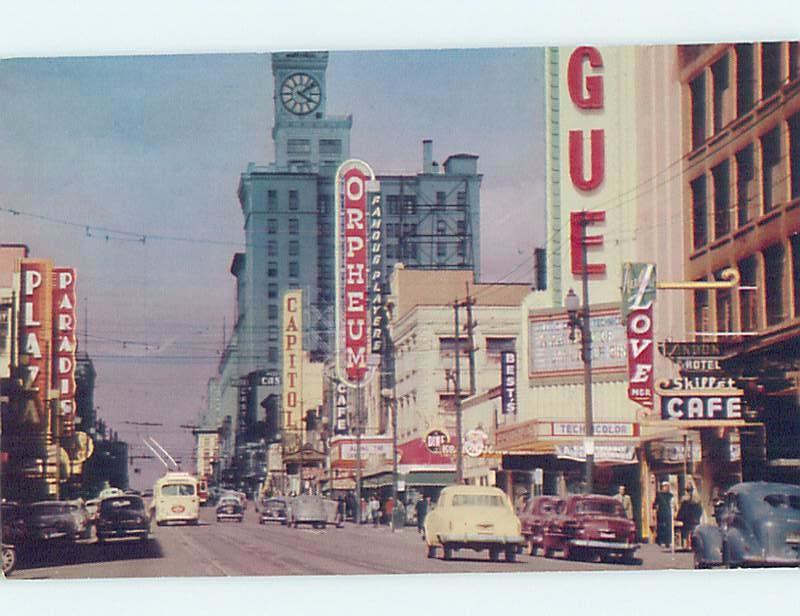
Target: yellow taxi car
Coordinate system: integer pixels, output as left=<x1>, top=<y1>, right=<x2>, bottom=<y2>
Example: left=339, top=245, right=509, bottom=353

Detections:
left=424, top=485, right=525, bottom=562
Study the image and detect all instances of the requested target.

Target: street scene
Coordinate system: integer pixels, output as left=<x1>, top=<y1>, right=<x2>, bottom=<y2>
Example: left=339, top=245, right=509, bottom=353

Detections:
left=3, top=39, right=800, bottom=581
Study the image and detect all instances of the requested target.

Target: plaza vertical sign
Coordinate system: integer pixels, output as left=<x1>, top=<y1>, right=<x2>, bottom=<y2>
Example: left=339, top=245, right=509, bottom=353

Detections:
left=282, top=289, right=303, bottom=436
left=334, top=160, right=380, bottom=387
left=52, top=268, right=77, bottom=436
left=622, top=263, right=656, bottom=409
left=20, top=259, right=53, bottom=427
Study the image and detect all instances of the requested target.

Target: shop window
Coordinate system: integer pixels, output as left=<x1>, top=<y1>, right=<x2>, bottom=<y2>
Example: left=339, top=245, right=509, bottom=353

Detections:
left=761, top=42, right=783, bottom=99
left=319, top=139, right=342, bottom=157
left=690, top=72, right=707, bottom=149
left=792, top=234, right=800, bottom=318
left=437, top=242, right=447, bottom=258
left=736, top=145, right=756, bottom=226
left=268, top=304, right=278, bottom=320
left=268, top=261, right=278, bottom=278
left=790, top=113, right=800, bottom=200
left=712, top=54, right=730, bottom=133
left=289, top=190, right=299, bottom=211
left=764, top=243, right=785, bottom=326
left=693, top=286, right=710, bottom=334
left=738, top=255, right=758, bottom=331
left=268, top=283, right=278, bottom=299
left=735, top=44, right=755, bottom=116
left=287, top=139, right=311, bottom=155
left=691, top=175, right=708, bottom=250
left=289, top=218, right=299, bottom=235
left=267, top=218, right=278, bottom=234
left=288, top=240, right=299, bottom=256
left=268, top=347, right=279, bottom=363
left=712, top=160, right=731, bottom=238
left=386, top=195, right=399, bottom=215
left=267, top=190, right=278, bottom=211
left=289, top=262, right=299, bottom=278
left=761, top=127, right=782, bottom=213
left=715, top=269, right=733, bottom=333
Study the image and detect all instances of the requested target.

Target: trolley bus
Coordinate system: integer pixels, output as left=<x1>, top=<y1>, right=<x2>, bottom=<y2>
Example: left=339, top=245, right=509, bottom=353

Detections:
left=151, top=472, right=200, bottom=526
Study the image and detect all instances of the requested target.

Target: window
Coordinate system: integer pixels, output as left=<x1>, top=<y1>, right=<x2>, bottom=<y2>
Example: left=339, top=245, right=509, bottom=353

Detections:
left=267, top=325, right=279, bottom=342
left=790, top=113, right=800, bottom=200
left=761, top=127, right=781, bottom=213
left=761, top=42, right=782, bottom=99
left=318, top=223, right=332, bottom=237
left=437, top=242, right=447, bottom=257
left=318, top=195, right=330, bottom=214
left=738, top=255, right=758, bottom=331
left=457, top=191, right=467, bottom=205
left=289, top=190, right=299, bottom=211
left=268, top=304, right=278, bottom=320
left=735, top=44, right=755, bottom=115
left=712, top=161, right=731, bottom=238
left=403, top=195, right=417, bottom=214
left=161, top=484, right=195, bottom=497
left=694, top=287, right=710, bottom=333
left=289, top=240, right=299, bottom=256
left=456, top=220, right=466, bottom=235
left=436, top=191, right=447, bottom=206
left=402, top=242, right=417, bottom=260
left=715, top=269, right=733, bottom=333
left=438, top=337, right=469, bottom=356
left=386, top=223, right=398, bottom=238
left=268, top=262, right=278, bottom=278
left=456, top=240, right=465, bottom=257
left=792, top=234, right=800, bottom=318
left=287, top=139, right=311, bottom=155
left=268, top=190, right=278, bottom=211
left=289, top=218, right=299, bottom=234
left=386, top=195, right=399, bottom=215
left=712, top=54, right=730, bottom=133
left=386, top=244, right=396, bottom=259
left=268, top=218, right=278, bottom=234
left=268, top=347, right=279, bottom=363
left=268, top=283, right=278, bottom=299
left=764, top=243, right=785, bottom=326
left=690, top=72, right=706, bottom=149
left=268, top=240, right=278, bottom=257
left=451, top=494, right=504, bottom=507
left=289, top=262, right=299, bottom=278
left=736, top=145, right=756, bottom=226
left=486, top=337, right=516, bottom=355
left=691, top=175, right=708, bottom=250
left=436, top=219, right=446, bottom=235
left=402, top=223, right=417, bottom=236
left=319, top=139, right=342, bottom=157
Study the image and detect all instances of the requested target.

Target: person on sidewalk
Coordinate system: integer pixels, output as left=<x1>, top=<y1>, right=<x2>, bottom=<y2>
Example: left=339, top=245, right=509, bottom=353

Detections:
left=653, top=481, right=677, bottom=548
left=614, top=485, right=634, bottom=520
left=369, top=496, right=380, bottom=527
left=676, top=484, right=703, bottom=550
left=415, top=495, right=428, bottom=534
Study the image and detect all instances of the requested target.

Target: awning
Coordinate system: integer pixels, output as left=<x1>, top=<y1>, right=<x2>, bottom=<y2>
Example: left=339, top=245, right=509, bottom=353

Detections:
left=362, top=470, right=456, bottom=489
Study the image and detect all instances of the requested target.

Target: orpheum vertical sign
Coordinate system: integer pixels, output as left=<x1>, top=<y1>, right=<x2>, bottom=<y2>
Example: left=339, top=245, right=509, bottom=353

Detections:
left=335, top=160, right=380, bottom=386
left=282, top=290, right=303, bottom=435
left=52, top=268, right=77, bottom=436
left=20, top=259, right=53, bottom=427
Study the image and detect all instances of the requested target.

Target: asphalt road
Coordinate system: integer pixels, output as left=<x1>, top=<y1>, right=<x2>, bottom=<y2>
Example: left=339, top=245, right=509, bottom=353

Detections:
left=9, top=505, right=692, bottom=579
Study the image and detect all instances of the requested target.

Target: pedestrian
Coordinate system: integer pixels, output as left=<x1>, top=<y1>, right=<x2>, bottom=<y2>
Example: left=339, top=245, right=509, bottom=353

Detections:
left=653, top=481, right=677, bottom=548
left=385, top=496, right=394, bottom=526
left=676, top=483, right=703, bottom=549
left=368, top=496, right=379, bottom=527
left=335, top=496, right=346, bottom=526
left=395, top=499, right=406, bottom=529
left=360, top=497, right=367, bottom=524
left=614, top=485, right=634, bottom=520
left=415, top=495, right=428, bottom=534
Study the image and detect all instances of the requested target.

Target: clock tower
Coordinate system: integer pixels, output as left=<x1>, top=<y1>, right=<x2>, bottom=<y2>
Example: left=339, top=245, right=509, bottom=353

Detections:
left=271, top=52, right=351, bottom=170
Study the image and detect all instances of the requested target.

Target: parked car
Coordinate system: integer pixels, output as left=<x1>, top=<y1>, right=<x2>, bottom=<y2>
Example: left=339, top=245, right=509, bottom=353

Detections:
left=692, top=481, right=800, bottom=569
left=216, top=496, right=245, bottom=523
left=519, top=495, right=564, bottom=555
left=65, top=500, right=93, bottom=540
left=423, top=485, right=525, bottom=562
left=23, top=501, right=85, bottom=542
left=541, top=494, right=638, bottom=563
left=259, top=497, right=289, bottom=525
left=2, top=501, right=25, bottom=576
left=1, top=543, right=15, bottom=576
left=96, top=495, right=151, bottom=542
left=287, top=495, right=330, bottom=529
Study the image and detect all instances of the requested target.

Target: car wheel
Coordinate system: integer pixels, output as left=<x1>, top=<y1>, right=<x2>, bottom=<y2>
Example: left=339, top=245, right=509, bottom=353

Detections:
left=2, top=545, right=16, bottom=576
left=505, top=547, right=517, bottom=562
left=563, top=544, right=578, bottom=561
left=443, top=545, right=454, bottom=561
left=693, top=548, right=710, bottom=569
left=426, top=545, right=437, bottom=559
left=489, top=547, right=501, bottom=562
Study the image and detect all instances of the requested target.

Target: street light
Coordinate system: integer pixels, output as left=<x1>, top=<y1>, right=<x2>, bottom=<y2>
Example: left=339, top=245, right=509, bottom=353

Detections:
left=565, top=286, right=594, bottom=494
left=381, top=387, right=399, bottom=532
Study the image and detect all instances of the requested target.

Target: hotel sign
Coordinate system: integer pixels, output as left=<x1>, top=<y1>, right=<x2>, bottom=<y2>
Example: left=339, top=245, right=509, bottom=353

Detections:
left=282, top=289, right=303, bottom=432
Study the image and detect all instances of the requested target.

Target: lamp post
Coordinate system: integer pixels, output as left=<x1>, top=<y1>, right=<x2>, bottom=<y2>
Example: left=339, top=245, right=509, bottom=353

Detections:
left=381, top=387, right=398, bottom=532
left=566, top=286, right=594, bottom=494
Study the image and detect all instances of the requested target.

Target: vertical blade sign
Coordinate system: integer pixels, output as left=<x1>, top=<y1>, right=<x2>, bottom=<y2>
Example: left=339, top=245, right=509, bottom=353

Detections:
left=343, top=167, right=369, bottom=383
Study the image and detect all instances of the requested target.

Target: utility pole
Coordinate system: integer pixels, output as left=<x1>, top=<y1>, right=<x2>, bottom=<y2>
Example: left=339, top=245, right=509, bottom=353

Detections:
left=354, top=385, right=362, bottom=524
left=453, top=300, right=463, bottom=484
left=580, top=215, right=594, bottom=494
left=464, top=282, right=476, bottom=396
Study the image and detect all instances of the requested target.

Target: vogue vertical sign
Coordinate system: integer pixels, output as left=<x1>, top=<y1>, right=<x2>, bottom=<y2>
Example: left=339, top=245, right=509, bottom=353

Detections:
left=335, top=160, right=380, bottom=386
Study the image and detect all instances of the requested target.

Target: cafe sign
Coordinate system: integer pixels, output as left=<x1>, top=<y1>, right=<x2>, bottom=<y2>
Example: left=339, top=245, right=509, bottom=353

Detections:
left=656, top=377, right=744, bottom=421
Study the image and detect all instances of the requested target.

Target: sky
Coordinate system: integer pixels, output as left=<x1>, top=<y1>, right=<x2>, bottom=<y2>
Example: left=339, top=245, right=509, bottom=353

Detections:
left=0, top=48, right=544, bottom=489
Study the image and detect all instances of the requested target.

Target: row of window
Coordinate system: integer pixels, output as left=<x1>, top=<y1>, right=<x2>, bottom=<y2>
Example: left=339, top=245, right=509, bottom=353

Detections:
left=267, top=218, right=300, bottom=234
left=385, top=241, right=466, bottom=259
left=690, top=42, right=800, bottom=150
left=694, top=234, right=800, bottom=333
left=691, top=112, right=800, bottom=250
left=286, top=138, right=343, bottom=157
left=266, top=261, right=300, bottom=279
left=266, top=190, right=468, bottom=215
left=267, top=240, right=302, bottom=257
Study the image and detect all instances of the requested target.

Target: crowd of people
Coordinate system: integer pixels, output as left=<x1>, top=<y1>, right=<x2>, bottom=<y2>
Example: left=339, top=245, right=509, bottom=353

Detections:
left=332, top=493, right=432, bottom=529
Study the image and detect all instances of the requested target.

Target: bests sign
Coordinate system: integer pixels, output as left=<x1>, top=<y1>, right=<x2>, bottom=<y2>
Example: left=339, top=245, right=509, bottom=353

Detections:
left=500, top=351, right=517, bottom=414
left=335, top=160, right=380, bottom=386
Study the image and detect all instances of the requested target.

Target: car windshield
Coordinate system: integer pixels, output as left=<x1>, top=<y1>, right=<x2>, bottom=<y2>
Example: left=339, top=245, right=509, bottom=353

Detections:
left=764, top=494, right=800, bottom=512
left=29, top=503, right=71, bottom=515
left=219, top=498, right=239, bottom=506
left=451, top=494, right=505, bottom=507
left=161, top=483, right=195, bottom=496
left=266, top=500, right=286, bottom=508
left=101, top=497, right=144, bottom=513
left=574, top=500, right=625, bottom=517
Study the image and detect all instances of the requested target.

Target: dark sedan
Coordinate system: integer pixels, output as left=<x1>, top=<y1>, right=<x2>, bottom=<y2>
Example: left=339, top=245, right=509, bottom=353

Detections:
left=519, top=496, right=563, bottom=556
left=216, top=496, right=244, bottom=523
left=96, top=495, right=150, bottom=542
left=259, top=497, right=288, bottom=525
left=693, top=481, right=800, bottom=569
left=22, top=501, right=84, bottom=542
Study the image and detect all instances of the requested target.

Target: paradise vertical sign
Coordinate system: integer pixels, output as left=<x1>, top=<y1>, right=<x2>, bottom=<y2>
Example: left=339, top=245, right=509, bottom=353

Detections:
left=52, top=268, right=77, bottom=437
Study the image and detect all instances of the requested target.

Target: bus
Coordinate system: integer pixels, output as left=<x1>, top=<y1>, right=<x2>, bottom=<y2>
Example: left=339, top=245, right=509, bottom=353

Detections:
left=151, top=472, right=200, bottom=526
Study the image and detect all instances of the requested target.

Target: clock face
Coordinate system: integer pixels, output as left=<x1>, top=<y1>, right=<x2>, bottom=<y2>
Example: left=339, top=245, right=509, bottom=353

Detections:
left=280, top=73, right=322, bottom=115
